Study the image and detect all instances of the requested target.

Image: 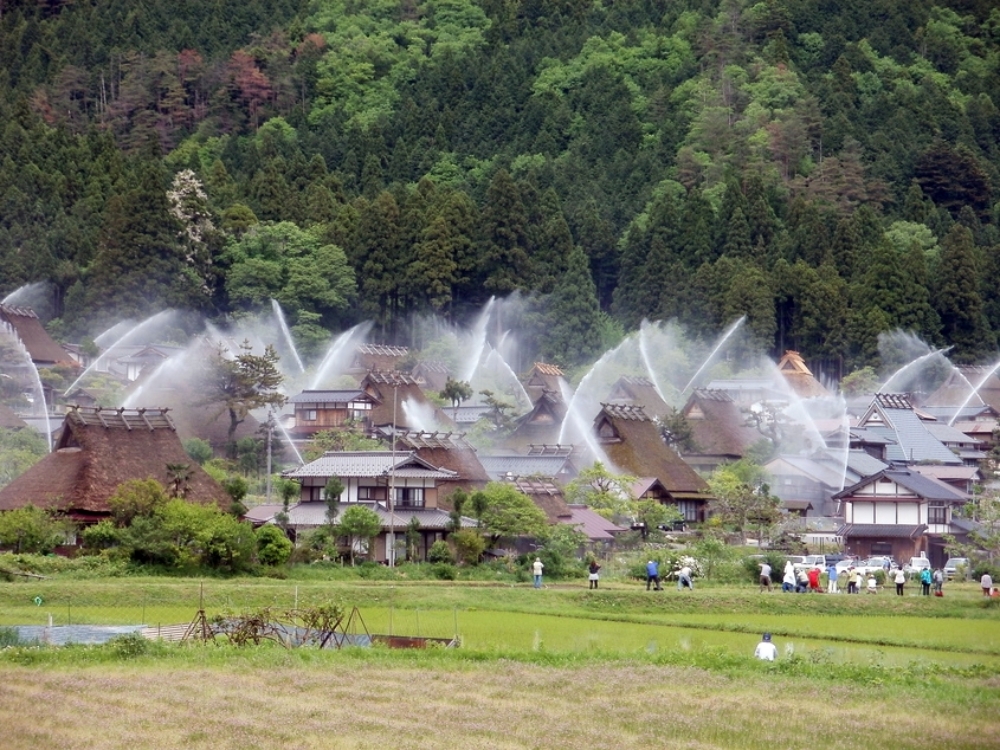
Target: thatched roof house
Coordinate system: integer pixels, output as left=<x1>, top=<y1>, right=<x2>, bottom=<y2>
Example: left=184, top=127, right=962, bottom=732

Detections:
left=606, top=375, right=670, bottom=418
left=594, top=403, right=712, bottom=522
left=351, top=343, right=409, bottom=374
left=681, top=389, right=762, bottom=472
left=390, top=431, right=491, bottom=504
left=776, top=350, right=830, bottom=399
left=503, top=390, right=566, bottom=451
left=361, top=370, right=454, bottom=430
left=523, top=362, right=565, bottom=403
left=0, top=406, right=228, bottom=527
left=0, top=304, right=76, bottom=366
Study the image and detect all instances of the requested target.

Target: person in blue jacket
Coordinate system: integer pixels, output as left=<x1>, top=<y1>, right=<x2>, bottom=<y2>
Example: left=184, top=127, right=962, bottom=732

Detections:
left=645, top=560, right=662, bottom=590
left=920, top=566, right=932, bottom=595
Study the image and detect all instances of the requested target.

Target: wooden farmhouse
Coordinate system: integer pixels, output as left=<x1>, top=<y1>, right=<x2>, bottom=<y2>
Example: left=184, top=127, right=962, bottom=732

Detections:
left=287, top=389, right=377, bottom=437
left=594, top=404, right=713, bottom=524
left=834, top=468, right=970, bottom=567
left=281, top=450, right=473, bottom=561
left=0, top=406, right=229, bottom=540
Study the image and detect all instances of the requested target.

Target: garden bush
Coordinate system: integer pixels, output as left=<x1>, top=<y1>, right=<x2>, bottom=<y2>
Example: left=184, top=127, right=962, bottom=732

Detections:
left=428, top=540, right=455, bottom=564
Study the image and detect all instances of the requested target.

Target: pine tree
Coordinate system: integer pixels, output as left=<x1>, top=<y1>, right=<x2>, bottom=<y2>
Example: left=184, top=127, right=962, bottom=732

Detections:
left=543, top=245, right=603, bottom=367
left=478, top=169, right=530, bottom=295
left=936, top=225, right=995, bottom=362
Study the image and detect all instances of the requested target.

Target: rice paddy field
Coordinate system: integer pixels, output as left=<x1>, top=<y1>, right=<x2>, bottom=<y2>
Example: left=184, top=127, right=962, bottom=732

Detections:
left=2, top=575, right=1000, bottom=749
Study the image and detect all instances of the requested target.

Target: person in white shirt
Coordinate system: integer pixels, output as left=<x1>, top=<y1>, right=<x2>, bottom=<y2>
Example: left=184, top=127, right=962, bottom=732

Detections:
left=754, top=632, right=777, bottom=661
left=894, top=567, right=906, bottom=596
left=532, top=557, right=544, bottom=588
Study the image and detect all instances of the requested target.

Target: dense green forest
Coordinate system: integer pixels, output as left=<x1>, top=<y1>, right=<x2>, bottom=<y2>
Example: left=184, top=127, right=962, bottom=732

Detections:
left=3, top=0, right=1000, bottom=376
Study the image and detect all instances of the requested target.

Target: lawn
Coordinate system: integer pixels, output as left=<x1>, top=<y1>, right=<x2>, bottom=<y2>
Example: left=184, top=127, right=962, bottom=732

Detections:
left=2, top=574, right=999, bottom=749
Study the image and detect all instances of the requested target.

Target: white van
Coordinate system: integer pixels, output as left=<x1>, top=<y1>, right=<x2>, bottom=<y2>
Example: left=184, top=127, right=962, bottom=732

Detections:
left=906, top=556, right=931, bottom=574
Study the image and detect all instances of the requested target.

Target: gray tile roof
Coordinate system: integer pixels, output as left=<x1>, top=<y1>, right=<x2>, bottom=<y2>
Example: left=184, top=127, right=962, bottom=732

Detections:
left=284, top=451, right=457, bottom=479
left=289, top=390, right=367, bottom=404
left=835, top=469, right=969, bottom=503
left=838, top=523, right=928, bottom=539
left=862, top=397, right=963, bottom=464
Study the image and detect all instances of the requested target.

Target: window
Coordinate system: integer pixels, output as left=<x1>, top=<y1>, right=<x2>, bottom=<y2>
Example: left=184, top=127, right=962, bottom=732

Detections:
left=676, top=500, right=699, bottom=523
left=394, top=487, right=424, bottom=508
left=928, top=503, right=947, bottom=525
left=303, top=409, right=317, bottom=421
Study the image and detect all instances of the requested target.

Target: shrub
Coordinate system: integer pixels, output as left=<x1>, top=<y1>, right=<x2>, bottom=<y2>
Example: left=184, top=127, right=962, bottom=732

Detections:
left=451, top=529, right=485, bottom=565
left=256, top=525, right=293, bottom=566
left=742, top=551, right=788, bottom=583
left=432, top=562, right=457, bottom=580
left=0, top=626, right=22, bottom=647
left=428, top=540, right=455, bottom=564
left=109, top=632, right=150, bottom=659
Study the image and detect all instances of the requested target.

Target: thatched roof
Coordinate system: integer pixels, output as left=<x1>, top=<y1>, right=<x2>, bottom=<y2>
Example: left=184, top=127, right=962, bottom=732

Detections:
left=0, top=403, right=29, bottom=430
left=606, top=376, right=670, bottom=418
left=523, top=362, right=565, bottom=402
left=504, top=477, right=571, bottom=522
left=392, top=431, right=490, bottom=501
left=0, top=406, right=228, bottom=516
left=352, top=344, right=409, bottom=373
left=682, top=389, right=761, bottom=459
left=776, top=351, right=830, bottom=398
left=362, top=371, right=454, bottom=429
left=594, top=404, right=710, bottom=497
left=504, top=390, right=566, bottom=451
left=0, top=304, right=75, bottom=366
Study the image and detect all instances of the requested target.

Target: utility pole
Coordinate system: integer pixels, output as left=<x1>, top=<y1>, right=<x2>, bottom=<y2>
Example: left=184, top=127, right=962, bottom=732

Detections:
left=388, top=384, right=397, bottom=566
left=266, top=410, right=273, bottom=503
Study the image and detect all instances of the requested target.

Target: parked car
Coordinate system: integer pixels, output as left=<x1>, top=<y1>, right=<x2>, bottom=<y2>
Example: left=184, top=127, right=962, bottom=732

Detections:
left=835, top=557, right=861, bottom=574
left=857, top=556, right=895, bottom=575
left=943, top=557, right=969, bottom=580
left=904, top=556, right=932, bottom=574
left=792, top=554, right=827, bottom=571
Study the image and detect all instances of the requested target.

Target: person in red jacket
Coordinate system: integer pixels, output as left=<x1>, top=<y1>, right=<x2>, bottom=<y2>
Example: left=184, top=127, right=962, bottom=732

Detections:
left=807, top=566, right=821, bottom=592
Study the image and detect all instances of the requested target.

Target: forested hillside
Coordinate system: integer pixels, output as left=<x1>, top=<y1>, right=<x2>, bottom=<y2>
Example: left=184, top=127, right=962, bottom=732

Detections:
left=2, top=0, right=1000, bottom=376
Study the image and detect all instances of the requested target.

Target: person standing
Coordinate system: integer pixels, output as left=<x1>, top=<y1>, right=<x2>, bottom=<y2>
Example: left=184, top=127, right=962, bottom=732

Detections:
left=932, top=568, right=944, bottom=595
left=920, top=567, right=932, bottom=596
left=759, top=562, right=772, bottom=592
left=532, top=557, right=544, bottom=589
left=588, top=560, right=601, bottom=590
left=982, top=572, right=994, bottom=597
left=754, top=633, right=777, bottom=661
left=677, top=564, right=694, bottom=591
left=807, top=566, right=821, bottom=592
left=827, top=562, right=839, bottom=594
left=894, top=566, right=906, bottom=596
left=646, top=560, right=662, bottom=591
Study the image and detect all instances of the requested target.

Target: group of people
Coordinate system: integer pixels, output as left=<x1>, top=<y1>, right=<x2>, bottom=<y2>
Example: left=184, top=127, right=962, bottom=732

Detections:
left=645, top=560, right=695, bottom=591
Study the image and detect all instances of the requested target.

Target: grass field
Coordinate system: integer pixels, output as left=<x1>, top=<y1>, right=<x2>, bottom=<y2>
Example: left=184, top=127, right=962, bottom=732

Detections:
left=2, top=574, right=1000, bottom=749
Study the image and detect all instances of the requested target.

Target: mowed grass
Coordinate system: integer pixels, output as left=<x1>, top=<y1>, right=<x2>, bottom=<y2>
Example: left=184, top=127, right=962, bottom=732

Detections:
left=1, top=655, right=998, bottom=750
left=3, top=576, right=1000, bottom=749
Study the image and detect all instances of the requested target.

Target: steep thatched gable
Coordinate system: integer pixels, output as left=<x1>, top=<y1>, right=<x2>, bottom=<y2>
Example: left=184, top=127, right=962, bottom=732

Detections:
left=595, top=404, right=709, bottom=497
left=0, top=304, right=75, bottom=366
left=0, top=406, right=228, bottom=518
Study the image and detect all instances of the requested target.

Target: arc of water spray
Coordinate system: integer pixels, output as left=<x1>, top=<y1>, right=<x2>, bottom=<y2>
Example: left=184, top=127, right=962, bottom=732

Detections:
left=877, top=346, right=952, bottom=393
left=271, top=299, right=305, bottom=374
left=680, top=316, right=746, bottom=394
left=64, top=310, right=176, bottom=395
left=462, top=296, right=496, bottom=383
left=947, top=361, right=1000, bottom=426
left=637, top=324, right=669, bottom=405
